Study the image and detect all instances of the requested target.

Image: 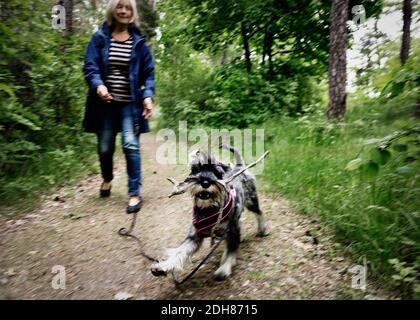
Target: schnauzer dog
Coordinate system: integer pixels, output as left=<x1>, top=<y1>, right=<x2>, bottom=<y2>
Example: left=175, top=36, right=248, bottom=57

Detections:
left=151, top=145, right=269, bottom=281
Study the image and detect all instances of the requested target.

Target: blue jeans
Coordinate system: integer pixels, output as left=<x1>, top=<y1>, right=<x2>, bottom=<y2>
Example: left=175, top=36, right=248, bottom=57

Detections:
left=97, top=101, right=141, bottom=196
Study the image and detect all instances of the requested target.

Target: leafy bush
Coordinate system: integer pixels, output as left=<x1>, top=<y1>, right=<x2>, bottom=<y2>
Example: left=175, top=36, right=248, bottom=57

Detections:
left=263, top=108, right=419, bottom=296
left=157, top=63, right=324, bottom=129
left=0, top=1, right=97, bottom=213
left=373, top=40, right=419, bottom=121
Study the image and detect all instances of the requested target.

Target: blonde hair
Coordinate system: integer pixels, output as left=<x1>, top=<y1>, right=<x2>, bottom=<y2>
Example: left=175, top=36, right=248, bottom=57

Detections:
left=105, top=0, right=139, bottom=28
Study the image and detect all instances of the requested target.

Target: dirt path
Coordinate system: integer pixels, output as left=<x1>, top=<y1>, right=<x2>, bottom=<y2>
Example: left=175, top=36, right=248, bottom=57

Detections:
left=0, top=134, right=392, bottom=300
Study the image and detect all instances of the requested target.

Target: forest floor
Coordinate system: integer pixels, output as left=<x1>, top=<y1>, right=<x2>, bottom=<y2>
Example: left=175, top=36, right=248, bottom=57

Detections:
left=0, top=133, right=397, bottom=300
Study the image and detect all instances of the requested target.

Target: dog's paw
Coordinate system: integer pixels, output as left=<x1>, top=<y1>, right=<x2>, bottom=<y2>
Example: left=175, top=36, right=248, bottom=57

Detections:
left=151, top=264, right=167, bottom=277
left=214, top=272, right=228, bottom=281
left=214, top=269, right=230, bottom=281
left=256, top=229, right=270, bottom=237
left=257, top=224, right=270, bottom=237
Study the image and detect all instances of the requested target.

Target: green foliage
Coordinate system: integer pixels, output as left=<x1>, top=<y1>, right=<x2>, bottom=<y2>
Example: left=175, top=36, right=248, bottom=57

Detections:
left=346, top=126, right=419, bottom=179
left=137, top=0, right=159, bottom=41
left=263, top=102, right=419, bottom=297
left=0, top=0, right=97, bottom=212
left=379, top=44, right=420, bottom=108
left=157, top=59, right=324, bottom=129
left=156, top=45, right=213, bottom=128
left=389, top=258, right=420, bottom=299
left=202, top=67, right=323, bottom=128
left=155, top=0, right=333, bottom=129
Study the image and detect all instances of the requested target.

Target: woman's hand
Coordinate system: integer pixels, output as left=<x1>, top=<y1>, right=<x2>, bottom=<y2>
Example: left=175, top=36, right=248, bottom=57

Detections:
left=142, top=97, right=154, bottom=120
left=97, top=85, right=113, bottom=103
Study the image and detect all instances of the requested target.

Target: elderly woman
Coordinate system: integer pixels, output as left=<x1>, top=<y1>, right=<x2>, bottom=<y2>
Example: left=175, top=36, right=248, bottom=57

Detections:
left=83, top=0, right=155, bottom=213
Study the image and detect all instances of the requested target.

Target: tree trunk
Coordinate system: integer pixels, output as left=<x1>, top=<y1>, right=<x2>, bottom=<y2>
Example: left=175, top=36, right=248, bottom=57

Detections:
left=53, top=0, right=73, bottom=124
left=262, top=25, right=274, bottom=80
left=138, top=0, right=158, bottom=42
left=400, top=0, right=412, bottom=66
left=64, top=0, right=73, bottom=37
left=241, top=22, right=252, bottom=73
left=262, top=27, right=267, bottom=66
left=267, top=31, right=274, bottom=80
left=55, top=0, right=72, bottom=37
left=327, top=0, right=348, bottom=121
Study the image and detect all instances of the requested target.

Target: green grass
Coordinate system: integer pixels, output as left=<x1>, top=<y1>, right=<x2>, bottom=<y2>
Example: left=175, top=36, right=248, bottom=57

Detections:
left=262, top=102, right=419, bottom=297
left=0, top=135, right=98, bottom=216
left=245, top=271, right=266, bottom=281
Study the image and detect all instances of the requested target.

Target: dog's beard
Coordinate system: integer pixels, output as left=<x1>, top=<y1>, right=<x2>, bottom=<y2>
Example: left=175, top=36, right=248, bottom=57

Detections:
left=191, top=182, right=225, bottom=209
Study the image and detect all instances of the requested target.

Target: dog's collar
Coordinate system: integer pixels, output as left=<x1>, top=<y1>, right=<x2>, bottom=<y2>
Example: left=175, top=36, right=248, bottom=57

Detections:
left=192, top=188, right=236, bottom=238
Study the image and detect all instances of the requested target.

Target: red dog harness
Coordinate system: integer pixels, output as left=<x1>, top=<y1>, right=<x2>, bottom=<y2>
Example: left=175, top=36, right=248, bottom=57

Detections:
left=192, top=188, right=236, bottom=238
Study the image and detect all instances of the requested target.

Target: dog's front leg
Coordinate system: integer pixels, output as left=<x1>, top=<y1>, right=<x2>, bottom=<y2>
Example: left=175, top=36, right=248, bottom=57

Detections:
left=151, top=227, right=203, bottom=277
left=214, top=222, right=240, bottom=281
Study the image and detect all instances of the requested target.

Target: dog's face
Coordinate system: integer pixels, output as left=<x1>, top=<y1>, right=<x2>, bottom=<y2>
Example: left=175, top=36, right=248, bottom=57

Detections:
left=187, top=150, right=229, bottom=209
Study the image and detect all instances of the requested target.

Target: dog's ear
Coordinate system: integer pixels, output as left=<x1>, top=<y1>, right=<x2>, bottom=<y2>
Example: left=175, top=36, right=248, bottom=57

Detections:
left=212, top=160, right=230, bottom=179
left=213, top=164, right=227, bottom=179
left=217, top=161, right=231, bottom=172
left=188, top=149, right=201, bottom=167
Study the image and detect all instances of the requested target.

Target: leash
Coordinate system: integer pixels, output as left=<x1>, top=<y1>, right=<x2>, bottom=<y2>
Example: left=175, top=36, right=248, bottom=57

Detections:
left=170, top=234, right=226, bottom=286
left=172, top=195, right=234, bottom=285
left=118, top=212, right=159, bottom=263
left=193, top=188, right=236, bottom=238
left=118, top=209, right=230, bottom=285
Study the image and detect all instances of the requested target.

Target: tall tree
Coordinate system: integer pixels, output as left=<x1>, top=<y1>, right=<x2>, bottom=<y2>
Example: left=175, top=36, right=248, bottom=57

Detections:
left=54, top=0, right=74, bottom=124
left=400, top=0, right=412, bottom=65
left=54, top=0, right=73, bottom=38
left=327, top=0, right=349, bottom=121
left=64, top=0, right=73, bottom=37
left=240, top=22, right=252, bottom=73
left=137, top=0, right=158, bottom=42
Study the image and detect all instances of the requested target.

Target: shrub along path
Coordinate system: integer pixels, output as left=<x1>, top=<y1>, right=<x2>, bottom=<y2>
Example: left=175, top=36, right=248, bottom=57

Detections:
left=0, top=133, right=394, bottom=299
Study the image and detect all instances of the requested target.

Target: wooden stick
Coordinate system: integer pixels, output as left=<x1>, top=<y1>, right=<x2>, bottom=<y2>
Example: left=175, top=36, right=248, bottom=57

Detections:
left=224, top=150, right=270, bottom=184
left=167, top=177, right=194, bottom=198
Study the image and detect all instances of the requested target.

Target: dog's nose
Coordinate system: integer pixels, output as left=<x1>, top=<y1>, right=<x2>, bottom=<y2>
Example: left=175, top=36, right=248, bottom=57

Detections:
left=201, top=180, right=211, bottom=189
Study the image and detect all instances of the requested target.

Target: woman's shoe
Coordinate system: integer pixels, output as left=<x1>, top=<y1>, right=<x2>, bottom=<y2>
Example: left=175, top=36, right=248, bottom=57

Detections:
left=100, top=181, right=112, bottom=198
left=126, top=196, right=142, bottom=214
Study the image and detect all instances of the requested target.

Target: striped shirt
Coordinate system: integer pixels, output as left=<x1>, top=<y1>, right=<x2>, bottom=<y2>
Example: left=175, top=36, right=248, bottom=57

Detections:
left=106, top=35, right=133, bottom=102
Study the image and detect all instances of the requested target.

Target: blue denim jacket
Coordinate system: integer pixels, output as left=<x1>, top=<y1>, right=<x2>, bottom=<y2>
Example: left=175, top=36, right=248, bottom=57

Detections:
left=82, top=23, right=155, bottom=134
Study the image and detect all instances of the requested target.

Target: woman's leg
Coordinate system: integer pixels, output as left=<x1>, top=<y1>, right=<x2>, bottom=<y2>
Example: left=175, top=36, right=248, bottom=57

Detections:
left=121, top=102, right=141, bottom=196
left=97, top=104, right=118, bottom=183
left=97, top=130, right=117, bottom=183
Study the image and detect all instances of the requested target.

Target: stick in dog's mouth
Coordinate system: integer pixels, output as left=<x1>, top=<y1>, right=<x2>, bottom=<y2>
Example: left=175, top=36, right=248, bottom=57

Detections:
left=167, top=150, right=270, bottom=198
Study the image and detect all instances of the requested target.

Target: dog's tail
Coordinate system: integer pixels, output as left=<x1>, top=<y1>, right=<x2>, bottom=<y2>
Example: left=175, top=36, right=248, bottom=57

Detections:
left=219, top=144, right=244, bottom=167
